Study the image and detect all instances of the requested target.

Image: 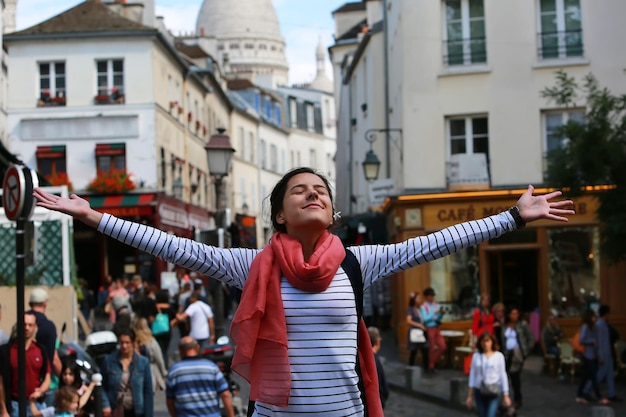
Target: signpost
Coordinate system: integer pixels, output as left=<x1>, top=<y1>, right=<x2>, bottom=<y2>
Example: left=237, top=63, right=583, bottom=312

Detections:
left=2, top=164, right=38, bottom=417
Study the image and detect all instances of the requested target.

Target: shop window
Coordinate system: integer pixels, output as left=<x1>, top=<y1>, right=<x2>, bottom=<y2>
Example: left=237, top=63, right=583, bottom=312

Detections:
left=548, top=226, right=600, bottom=318
left=429, top=246, right=480, bottom=322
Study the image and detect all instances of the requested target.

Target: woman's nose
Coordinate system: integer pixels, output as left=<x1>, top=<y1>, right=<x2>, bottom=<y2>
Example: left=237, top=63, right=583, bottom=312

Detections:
left=306, top=189, right=319, bottom=199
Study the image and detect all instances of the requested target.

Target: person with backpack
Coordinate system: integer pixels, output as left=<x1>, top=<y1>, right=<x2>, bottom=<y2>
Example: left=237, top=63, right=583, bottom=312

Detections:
left=33, top=167, right=574, bottom=417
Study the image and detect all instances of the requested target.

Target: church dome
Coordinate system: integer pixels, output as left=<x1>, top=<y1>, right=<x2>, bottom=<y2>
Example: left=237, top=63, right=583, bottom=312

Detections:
left=196, top=0, right=288, bottom=88
left=196, top=0, right=282, bottom=41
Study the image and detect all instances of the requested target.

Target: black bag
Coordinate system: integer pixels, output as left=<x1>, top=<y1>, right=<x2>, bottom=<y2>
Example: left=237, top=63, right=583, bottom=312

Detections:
left=479, top=381, right=500, bottom=397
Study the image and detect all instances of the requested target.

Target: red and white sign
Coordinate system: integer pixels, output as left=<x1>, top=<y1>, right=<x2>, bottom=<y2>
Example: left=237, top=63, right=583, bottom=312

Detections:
left=2, top=165, right=26, bottom=220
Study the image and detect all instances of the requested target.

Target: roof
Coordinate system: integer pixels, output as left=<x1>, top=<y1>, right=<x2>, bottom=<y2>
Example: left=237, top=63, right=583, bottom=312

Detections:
left=227, top=79, right=257, bottom=91
left=175, top=42, right=209, bottom=59
left=7, top=1, right=152, bottom=37
left=332, top=2, right=366, bottom=14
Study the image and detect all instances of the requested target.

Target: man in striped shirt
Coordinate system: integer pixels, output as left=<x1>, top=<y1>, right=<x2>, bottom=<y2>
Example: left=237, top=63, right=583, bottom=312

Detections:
left=165, top=337, right=234, bottom=417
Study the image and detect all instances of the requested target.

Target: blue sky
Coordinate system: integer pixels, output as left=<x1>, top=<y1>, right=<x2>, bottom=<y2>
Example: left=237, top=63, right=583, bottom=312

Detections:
left=15, top=0, right=349, bottom=85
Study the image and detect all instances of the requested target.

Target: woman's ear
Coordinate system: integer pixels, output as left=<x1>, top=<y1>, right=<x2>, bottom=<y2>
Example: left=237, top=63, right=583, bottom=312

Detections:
left=276, top=212, right=285, bottom=224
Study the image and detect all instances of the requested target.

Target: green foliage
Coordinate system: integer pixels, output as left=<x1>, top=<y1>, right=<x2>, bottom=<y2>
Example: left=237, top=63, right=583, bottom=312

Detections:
left=542, top=70, right=626, bottom=262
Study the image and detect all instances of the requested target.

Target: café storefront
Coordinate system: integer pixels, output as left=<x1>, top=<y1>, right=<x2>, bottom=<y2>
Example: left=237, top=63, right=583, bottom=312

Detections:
left=75, top=192, right=213, bottom=287
left=384, top=187, right=626, bottom=363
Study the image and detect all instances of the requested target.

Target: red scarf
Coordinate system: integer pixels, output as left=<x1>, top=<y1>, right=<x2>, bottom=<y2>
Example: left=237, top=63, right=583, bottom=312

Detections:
left=230, top=231, right=383, bottom=416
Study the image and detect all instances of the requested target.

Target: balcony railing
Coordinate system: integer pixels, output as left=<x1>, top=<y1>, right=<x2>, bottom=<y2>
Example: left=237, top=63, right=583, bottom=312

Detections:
left=538, top=30, right=584, bottom=60
left=443, top=37, right=487, bottom=66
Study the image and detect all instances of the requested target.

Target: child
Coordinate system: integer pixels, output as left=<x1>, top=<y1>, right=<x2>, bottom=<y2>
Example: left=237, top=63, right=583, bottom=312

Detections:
left=29, top=385, right=79, bottom=417
left=367, top=326, right=389, bottom=409
left=59, top=361, right=96, bottom=411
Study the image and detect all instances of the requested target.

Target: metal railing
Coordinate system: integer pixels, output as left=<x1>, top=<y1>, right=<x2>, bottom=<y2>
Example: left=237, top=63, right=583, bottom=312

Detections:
left=538, top=30, right=584, bottom=59
left=443, top=37, right=487, bottom=66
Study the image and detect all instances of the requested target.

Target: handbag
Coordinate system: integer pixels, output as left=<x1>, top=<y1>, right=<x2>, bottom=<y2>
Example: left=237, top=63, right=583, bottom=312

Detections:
left=479, top=353, right=500, bottom=397
left=410, top=328, right=426, bottom=343
left=151, top=309, right=170, bottom=335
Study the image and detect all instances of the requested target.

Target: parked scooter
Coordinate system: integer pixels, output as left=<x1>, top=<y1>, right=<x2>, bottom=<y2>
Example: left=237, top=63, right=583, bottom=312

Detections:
left=202, top=335, right=246, bottom=417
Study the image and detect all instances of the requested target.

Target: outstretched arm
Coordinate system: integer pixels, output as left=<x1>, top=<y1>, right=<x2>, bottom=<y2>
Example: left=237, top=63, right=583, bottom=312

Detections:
left=516, top=185, right=574, bottom=224
left=33, top=188, right=103, bottom=228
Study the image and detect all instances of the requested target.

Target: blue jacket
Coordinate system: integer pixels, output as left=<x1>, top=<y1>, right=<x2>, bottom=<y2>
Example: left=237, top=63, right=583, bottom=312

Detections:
left=100, top=351, right=153, bottom=416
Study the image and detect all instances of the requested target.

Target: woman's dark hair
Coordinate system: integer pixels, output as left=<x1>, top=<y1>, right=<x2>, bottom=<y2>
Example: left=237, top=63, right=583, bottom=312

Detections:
left=408, top=294, right=416, bottom=308
left=269, top=167, right=334, bottom=233
left=155, top=289, right=170, bottom=304
left=60, top=359, right=82, bottom=389
left=116, top=326, right=136, bottom=341
left=581, top=308, right=596, bottom=329
left=475, top=331, right=499, bottom=353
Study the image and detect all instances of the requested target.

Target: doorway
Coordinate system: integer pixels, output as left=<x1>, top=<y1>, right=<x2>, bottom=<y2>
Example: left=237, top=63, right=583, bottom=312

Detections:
left=488, top=249, right=539, bottom=314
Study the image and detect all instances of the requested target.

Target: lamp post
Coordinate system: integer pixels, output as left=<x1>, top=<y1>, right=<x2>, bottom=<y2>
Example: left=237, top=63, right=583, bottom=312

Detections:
left=204, top=127, right=235, bottom=337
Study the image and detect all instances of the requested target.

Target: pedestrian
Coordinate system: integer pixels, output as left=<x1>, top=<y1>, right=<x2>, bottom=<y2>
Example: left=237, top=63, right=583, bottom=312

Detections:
left=466, top=331, right=511, bottom=417
left=99, top=327, right=153, bottom=417
left=96, top=275, right=113, bottom=320
left=406, top=292, right=428, bottom=371
left=472, top=293, right=495, bottom=340
left=58, top=360, right=96, bottom=413
left=106, top=278, right=130, bottom=325
left=1, top=312, right=52, bottom=417
left=367, top=327, right=389, bottom=409
left=492, top=302, right=506, bottom=352
left=165, top=336, right=234, bottom=417
left=27, top=288, right=63, bottom=406
left=173, top=293, right=215, bottom=349
left=502, top=306, right=535, bottom=410
left=33, top=167, right=574, bottom=417
left=152, top=289, right=175, bottom=368
left=131, top=317, right=167, bottom=392
left=421, top=287, right=445, bottom=373
left=29, top=385, right=79, bottom=417
left=541, top=313, right=564, bottom=357
left=77, top=278, right=96, bottom=331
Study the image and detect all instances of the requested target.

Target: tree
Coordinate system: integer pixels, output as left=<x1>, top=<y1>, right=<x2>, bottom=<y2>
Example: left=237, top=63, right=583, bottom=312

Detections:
left=542, top=70, right=626, bottom=262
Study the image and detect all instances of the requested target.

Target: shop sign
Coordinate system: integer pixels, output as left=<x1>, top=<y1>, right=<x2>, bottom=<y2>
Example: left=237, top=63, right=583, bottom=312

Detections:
left=159, top=203, right=189, bottom=229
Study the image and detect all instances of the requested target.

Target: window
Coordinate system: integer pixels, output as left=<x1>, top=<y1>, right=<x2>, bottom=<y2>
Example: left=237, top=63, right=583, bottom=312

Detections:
left=548, top=227, right=600, bottom=318
left=444, top=0, right=486, bottom=66
left=254, top=93, right=260, bottom=113
left=238, top=127, right=245, bottom=161
left=275, top=103, right=282, bottom=126
left=96, top=59, right=124, bottom=101
left=244, top=43, right=255, bottom=49
left=448, top=116, right=489, bottom=156
left=38, top=62, right=66, bottom=106
left=36, top=145, right=67, bottom=180
left=230, top=43, right=240, bottom=49
left=544, top=110, right=585, bottom=153
left=309, top=149, right=317, bottom=168
left=95, top=143, right=126, bottom=174
left=248, top=132, right=255, bottom=163
left=260, top=139, right=267, bottom=169
left=265, top=98, right=272, bottom=120
left=306, top=103, right=314, bottom=132
left=289, top=98, right=297, bottom=128
left=270, top=144, right=278, bottom=172
left=538, top=0, right=583, bottom=59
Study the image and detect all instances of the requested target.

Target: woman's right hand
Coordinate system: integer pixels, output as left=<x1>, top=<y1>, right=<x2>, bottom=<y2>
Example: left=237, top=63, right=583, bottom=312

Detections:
left=33, top=188, right=103, bottom=228
left=466, top=395, right=472, bottom=409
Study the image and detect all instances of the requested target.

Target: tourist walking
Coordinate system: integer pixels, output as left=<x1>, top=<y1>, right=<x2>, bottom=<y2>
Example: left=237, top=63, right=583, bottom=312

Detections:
left=406, top=292, right=428, bottom=371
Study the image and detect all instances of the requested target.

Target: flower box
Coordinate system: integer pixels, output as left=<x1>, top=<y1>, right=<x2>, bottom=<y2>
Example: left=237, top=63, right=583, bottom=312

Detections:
left=95, top=94, right=111, bottom=104
left=87, top=169, right=137, bottom=193
left=45, top=172, right=73, bottom=190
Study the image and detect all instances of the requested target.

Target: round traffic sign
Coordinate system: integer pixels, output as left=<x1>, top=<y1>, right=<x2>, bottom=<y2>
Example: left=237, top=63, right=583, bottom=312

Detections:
left=2, top=165, right=26, bottom=220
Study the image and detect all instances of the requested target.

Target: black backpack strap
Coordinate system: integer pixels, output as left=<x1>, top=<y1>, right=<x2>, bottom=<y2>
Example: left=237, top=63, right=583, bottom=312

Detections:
left=341, top=247, right=363, bottom=321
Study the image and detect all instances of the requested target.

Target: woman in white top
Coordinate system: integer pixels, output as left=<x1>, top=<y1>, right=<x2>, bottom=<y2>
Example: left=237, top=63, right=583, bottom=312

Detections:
left=467, top=331, right=511, bottom=417
left=33, top=167, right=573, bottom=417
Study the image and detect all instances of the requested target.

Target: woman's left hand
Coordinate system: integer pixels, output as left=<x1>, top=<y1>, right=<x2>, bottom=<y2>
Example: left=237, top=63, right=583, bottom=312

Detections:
left=516, top=185, right=574, bottom=223
left=503, top=394, right=512, bottom=407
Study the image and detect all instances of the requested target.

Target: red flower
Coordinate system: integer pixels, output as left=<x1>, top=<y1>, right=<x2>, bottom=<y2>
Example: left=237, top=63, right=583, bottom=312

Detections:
left=45, top=172, right=73, bottom=191
left=87, top=169, right=136, bottom=193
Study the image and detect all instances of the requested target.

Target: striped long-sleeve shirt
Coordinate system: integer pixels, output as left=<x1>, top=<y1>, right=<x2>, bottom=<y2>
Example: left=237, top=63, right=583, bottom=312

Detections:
left=98, top=211, right=517, bottom=417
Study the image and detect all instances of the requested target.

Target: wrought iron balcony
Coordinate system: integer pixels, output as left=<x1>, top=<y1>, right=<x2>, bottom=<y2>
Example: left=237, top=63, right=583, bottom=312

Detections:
left=538, top=30, right=584, bottom=60
left=443, top=37, right=487, bottom=66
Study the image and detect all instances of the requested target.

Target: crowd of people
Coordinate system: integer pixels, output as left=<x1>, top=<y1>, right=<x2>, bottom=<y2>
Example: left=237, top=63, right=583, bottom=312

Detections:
left=404, top=286, right=622, bottom=417
left=30, top=166, right=573, bottom=417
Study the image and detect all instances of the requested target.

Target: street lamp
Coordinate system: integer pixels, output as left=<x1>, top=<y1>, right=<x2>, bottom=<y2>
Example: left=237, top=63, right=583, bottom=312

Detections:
left=172, top=177, right=183, bottom=200
left=362, top=128, right=402, bottom=182
left=205, top=127, right=235, bottom=211
left=204, top=127, right=235, bottom=337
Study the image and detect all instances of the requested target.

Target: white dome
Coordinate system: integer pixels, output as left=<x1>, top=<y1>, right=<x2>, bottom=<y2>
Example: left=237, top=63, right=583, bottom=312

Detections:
left=196, top=0, right=289, bottom=88
left=196, top=0, right=282, bottom=41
